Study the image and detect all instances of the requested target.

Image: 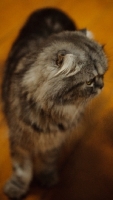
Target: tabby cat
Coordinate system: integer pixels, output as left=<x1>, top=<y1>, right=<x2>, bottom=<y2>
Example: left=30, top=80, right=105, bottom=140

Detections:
left=2, top=8, right=107, bottom=199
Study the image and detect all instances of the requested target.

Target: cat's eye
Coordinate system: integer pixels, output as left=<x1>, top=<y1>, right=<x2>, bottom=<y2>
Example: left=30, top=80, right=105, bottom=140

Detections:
left=86, top=80, right=93, bottom=85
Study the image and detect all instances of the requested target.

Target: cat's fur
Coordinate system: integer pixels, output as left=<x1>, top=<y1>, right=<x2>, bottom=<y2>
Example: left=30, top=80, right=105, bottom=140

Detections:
left=2, top=8, right=107, bottom=199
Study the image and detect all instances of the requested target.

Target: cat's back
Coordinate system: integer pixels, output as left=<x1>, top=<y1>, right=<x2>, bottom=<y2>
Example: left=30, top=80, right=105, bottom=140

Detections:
left=17, top=8, right=76, bottom=40
left=5, top=8, right=76, bottom=64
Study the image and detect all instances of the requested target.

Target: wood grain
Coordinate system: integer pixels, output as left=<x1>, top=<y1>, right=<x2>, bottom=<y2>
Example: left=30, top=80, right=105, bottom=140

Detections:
left=0, top=0, right=113, bottom=199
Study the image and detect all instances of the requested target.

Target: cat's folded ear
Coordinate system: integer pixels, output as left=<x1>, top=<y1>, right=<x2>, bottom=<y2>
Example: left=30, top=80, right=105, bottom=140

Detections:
left=55, top=50, right=81, bottom=77
left=79, top=28, right=94, bottom=39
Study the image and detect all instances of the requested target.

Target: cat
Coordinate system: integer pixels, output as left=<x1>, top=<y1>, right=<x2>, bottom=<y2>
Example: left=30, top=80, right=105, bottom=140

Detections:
left=2, top=7, right=107, bottom=199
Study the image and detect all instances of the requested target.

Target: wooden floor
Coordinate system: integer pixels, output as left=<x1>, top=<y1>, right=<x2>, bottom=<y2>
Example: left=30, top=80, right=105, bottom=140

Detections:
left=1, top=0, right=113, bottom=199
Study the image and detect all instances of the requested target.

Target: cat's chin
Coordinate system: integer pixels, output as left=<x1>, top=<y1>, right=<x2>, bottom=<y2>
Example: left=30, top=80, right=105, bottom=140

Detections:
left=96, top=89, right=102, bottom=95
left=89, top=89, right=102, bottom=99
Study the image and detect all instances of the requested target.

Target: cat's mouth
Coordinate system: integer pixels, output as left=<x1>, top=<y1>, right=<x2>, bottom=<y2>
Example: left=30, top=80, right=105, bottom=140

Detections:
left=88, top=88, right=102, bottom=100
left=92, top=88, right=102, bottom=95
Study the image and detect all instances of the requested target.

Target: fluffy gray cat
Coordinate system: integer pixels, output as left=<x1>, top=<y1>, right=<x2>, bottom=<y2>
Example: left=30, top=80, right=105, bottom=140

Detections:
left=2, top=8, right=107, bottom=199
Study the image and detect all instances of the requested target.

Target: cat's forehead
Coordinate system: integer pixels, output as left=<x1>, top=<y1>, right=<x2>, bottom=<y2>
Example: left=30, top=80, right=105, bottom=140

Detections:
left=41, top=31, right=107, bottom=77
left=80, top=57, right=107, bottom=79
left=62, top=39, right=107, bottom=75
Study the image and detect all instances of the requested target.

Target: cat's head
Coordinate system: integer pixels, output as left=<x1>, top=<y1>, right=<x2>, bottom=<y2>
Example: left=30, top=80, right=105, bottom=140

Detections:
left=22, top=30, right=107, bottom=107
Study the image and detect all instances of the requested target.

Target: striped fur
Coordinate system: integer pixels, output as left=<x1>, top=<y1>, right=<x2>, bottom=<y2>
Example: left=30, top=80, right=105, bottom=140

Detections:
left=2, top=8, right=107, bottom=199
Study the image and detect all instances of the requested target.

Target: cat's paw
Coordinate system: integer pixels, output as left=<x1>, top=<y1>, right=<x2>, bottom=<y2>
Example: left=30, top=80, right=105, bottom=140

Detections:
left=4, top=178, right=28, bottom=199
left=37, top=171, right=59, bottom=187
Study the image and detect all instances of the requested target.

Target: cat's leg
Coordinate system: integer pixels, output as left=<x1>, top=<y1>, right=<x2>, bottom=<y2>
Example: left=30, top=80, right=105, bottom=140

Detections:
left=34, top=148, right=59, bottom=187
left=4, top=146, right=33, bottom=199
